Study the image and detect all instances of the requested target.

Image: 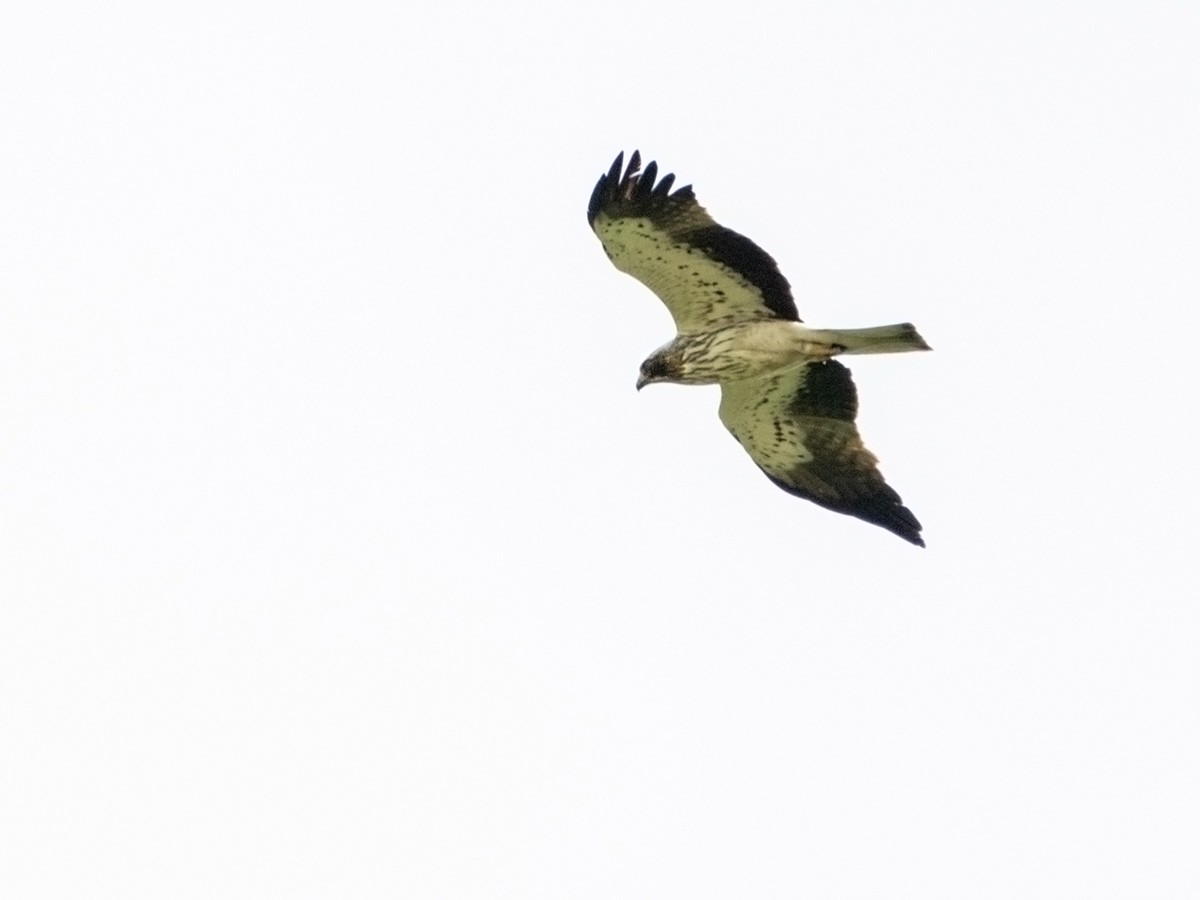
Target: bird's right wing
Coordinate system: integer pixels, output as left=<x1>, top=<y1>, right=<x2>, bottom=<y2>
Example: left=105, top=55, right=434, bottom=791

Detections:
left=588, top=151, right=800, bottom=334
left=718, top=360, right=924, bottom=546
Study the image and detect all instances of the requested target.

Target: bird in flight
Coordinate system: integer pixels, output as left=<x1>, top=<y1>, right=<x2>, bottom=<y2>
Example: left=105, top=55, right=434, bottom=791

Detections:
left=588, top=151, right=931, bottom=546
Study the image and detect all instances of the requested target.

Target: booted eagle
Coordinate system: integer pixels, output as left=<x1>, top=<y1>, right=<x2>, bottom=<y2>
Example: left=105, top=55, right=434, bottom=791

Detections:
left=588, top=151, right=931, bottom=546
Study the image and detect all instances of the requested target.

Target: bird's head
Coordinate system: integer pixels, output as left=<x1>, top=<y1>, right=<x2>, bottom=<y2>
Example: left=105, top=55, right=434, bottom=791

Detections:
left=636, top=350, right=683, bottom=391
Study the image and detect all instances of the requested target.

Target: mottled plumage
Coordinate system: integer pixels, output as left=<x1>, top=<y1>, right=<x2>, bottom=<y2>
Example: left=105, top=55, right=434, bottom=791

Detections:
left=588, top=151, right=931, bottom=546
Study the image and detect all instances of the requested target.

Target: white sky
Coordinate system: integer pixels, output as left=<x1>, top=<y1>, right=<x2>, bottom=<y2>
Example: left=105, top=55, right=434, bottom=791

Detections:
left=2, top=1, right=1198, bottom=897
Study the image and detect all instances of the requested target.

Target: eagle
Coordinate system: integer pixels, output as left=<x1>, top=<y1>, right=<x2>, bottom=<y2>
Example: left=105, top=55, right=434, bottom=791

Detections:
left=587, top=151, right=931, bottom=546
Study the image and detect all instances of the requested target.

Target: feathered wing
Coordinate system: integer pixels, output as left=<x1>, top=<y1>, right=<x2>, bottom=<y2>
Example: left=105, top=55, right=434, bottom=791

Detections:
left=588, top=151, right=799, bottom=333
left=718, top=360, right=924, bottom=546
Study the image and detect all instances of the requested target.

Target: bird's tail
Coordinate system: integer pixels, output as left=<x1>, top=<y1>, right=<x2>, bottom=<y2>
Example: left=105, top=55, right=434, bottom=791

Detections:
left=808, top=322, right=932, bottom=355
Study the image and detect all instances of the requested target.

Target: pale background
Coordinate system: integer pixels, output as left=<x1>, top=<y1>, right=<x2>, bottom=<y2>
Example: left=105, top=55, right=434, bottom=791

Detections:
left=2, top=1, right=1198, bottom=897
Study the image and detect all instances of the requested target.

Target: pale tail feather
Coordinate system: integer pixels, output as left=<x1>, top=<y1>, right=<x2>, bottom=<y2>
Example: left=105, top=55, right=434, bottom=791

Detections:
left=808, top=322, right=932, bottom=355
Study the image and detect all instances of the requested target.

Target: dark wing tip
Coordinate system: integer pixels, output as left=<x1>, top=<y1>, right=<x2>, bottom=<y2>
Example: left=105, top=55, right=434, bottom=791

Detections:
left=588, top=150, right=634, bottom=226
left=761, top=467, right=925, bottom=547
left=851, top=487, right=925, bottom=547
left=586, top=149, right=687, bottom=228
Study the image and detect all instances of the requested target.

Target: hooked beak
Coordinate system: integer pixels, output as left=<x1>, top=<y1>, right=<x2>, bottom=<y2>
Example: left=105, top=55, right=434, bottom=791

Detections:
left=636, top=374, right=649, bottom=391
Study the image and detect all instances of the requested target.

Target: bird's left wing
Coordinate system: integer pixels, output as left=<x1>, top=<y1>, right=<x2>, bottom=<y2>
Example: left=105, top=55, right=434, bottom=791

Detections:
left=588, top=151, right=799, bottom=333
left=718, top=360, right=924, bottom=546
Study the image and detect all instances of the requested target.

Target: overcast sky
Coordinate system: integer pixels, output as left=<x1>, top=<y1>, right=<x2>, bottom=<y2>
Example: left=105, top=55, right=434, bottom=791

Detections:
left=3, top=1, right=1198, bottom=897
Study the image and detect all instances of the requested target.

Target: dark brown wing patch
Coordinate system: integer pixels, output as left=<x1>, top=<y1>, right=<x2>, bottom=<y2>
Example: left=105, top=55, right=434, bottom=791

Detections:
left=788, top=358, right=858, bottom=421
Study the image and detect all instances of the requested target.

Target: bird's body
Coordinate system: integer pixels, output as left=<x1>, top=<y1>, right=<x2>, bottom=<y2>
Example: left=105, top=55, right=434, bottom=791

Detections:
left=588, top=151, right=931, bottom=546
left=642, top=319, right=927, bottom=386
